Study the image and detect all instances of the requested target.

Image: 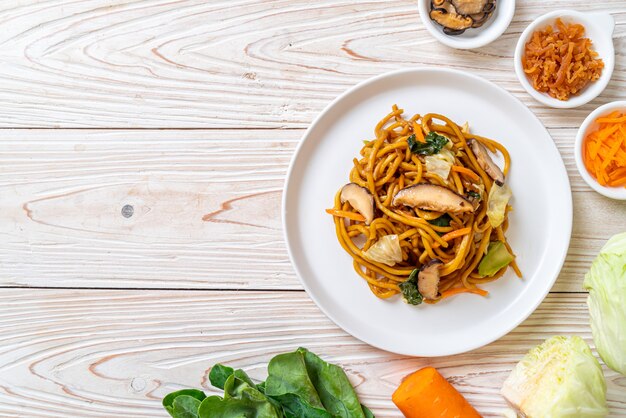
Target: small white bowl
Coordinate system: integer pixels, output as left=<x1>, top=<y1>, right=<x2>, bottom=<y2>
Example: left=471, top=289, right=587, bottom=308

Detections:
left=575, top=101, right=626, bottom=200
left=514, top=10, right=615, bottom=109
left=417, top=0, right=515, bottom=49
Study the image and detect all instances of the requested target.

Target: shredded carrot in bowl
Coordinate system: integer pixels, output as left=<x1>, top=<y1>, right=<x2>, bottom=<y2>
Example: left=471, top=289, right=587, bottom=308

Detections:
left=522, top=18, right=604, bottom=101
left=583, top=110, right=626, bottom=188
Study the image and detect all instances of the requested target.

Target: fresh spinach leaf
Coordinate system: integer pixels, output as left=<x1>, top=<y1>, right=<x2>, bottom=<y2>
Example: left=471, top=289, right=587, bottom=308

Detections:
left=362, top=405, right=375, bottom=418
left=265, top=352, right=324, bottom=408
left=257, top=382, right=287, bottom=414
left=228, top=369, right=257, bottom=393
left=407, top=135, right=418, bottom=152
left=297, top=347, right=367, bottom=418
left=264, top=351, right=330, bottom=418
left=467, top=191, right=481, bottom=201
left=399, top=269, right=423, bottom=305
left=163, top=389, right=206, bottom=418
left=407, top=132, right=448, bottom=155
left=170, top=395, right=201, bottom=418
left=258, top=366, right=331, bottom=418
left=198, top=395, right=283, bottom=418
left=270, top=393, right=333, bottom=418
left=427, top=213, right=452, bottom=227
left=209, top=364, right=235, bottom=390
left=198, top=370, right=284, bottom=418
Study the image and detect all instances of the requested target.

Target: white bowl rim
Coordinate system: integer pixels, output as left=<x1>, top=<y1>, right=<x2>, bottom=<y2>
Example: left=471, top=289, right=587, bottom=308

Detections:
left=575, top=100, right=626, bottom=200
left=417, top=0, right=515, bottom=50
left=514, top=9, right=615, bottom=109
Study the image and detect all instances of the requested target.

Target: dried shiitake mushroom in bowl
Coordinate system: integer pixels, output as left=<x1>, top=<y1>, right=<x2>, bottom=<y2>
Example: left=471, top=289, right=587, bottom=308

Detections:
left=430, top=0, right=496, bottom=35
left=417, top=0, right=514, bottom=49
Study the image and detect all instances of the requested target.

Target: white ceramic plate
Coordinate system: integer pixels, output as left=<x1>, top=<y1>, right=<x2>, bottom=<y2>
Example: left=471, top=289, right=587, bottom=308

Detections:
left=283, top=68, right=572, bottom=357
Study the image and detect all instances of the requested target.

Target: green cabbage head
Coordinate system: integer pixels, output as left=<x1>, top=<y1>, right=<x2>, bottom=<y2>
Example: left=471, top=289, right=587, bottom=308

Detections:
left=501, top=336, right=607, bottom=418
left=584, top=231, right=626, bottom=376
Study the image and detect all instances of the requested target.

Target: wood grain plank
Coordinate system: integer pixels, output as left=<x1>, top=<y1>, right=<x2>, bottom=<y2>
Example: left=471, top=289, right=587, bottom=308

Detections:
left=0, top=0, right=624, bottom=128
left=0, top=289, right=623, bottom=417
left=0, top=130, right=296, bottom=289
left=2, top=129, right=625, bottom=291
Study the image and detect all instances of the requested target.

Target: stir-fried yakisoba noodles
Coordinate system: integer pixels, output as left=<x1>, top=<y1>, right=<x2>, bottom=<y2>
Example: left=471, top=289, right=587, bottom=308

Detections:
left=326, top=105, right=521, bottom=305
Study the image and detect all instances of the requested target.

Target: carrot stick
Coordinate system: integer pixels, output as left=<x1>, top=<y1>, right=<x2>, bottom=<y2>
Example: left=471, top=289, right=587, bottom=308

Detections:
left=598, top=124, right=621, bottom=141
left=596, top=115, right=626, bottom=123
left=441, top=227, right=472, bottom=242
left=412, top=121, right=426, bottom=143
left=325, top=208, right=365, bottom=222
left=451, top=166, right=480, bottom=182
left=392, top=367, right=481, bottom=418
left=608, top=176, right=626, bottom=187
left=605, top=110, right=621, bottom=119
left=431, top=227, right=472, bottom=249
left=589, top=135, right=602, bottom=159
left=604, top=139, right=622, bottom=170
left=440, top=287, right=489, bottom=300
left=609, top=167, right=626, bottom=179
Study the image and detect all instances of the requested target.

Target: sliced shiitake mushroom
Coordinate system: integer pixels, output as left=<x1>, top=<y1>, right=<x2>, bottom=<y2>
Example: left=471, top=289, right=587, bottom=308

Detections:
left=418, top=259, right=443, bottom=300
left=433, top=0, right=456, bottom=13
left=430, top=0, right=496, bottom=34
left=393, top=184, right=474, bottom=213
left=451, top=0, right=488, bottom=15
left=470, top=12, right=491, bottom=28
left=470, top=1, right=495, bottom=28
left=468, top=139, right=505, bottom=186
left=340, top=183, right=374, bottom=225
left=482, top=0, right=496, bottom=14
left=443, top=26, right=467, bottom=36
left=430, top=9, right=473, bottom=33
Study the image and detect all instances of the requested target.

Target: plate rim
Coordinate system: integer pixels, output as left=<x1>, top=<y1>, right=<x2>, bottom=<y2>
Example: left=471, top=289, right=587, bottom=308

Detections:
left=282, top=67, right=573, bottom=356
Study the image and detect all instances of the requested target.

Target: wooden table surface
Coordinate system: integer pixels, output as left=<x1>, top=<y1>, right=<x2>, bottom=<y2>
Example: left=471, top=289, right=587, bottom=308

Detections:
left=1, top=1, right=625, bottom=416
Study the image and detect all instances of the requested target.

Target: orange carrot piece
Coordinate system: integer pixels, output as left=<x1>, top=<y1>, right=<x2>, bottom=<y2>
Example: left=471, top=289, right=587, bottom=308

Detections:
left=608, top=177, right=626, bottom=187
left=589, top=137, right=602, bottom=160
left=604, top=139, right=622, bottom=170
left=440, top=287, right=489, bottom=300
left=583, top=147, right=595, bottom=173
left=325, top=208, right=365, bottom=222
left=412, top=121, right=426, bottom=143
left=609, top=167, right=626, bottom=179
left=596, top=158, right=608, bottom=185
left=432, top=227, right=472, bottom=249
left=606, top=110, right=621, bottom=119
left=598, top=123, right=621, bottom=141
left=596, top=115, right=626, bottom=124
left=451, top=166, right=480, bottom=182
left=392, top=367, right=481, bottom=418
left=441, top=227, right=472, bottom=242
